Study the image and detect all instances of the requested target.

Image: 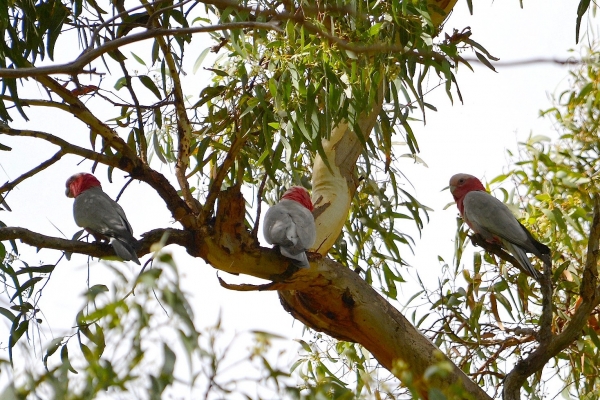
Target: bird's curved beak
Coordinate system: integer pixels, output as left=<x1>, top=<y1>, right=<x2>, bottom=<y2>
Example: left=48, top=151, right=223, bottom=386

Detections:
left=65, top=187, right=73, bottom=198
left=449, top=185, right=456, bottom=194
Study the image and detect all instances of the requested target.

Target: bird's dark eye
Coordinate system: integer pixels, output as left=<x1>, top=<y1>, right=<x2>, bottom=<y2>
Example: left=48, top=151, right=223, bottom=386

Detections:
left=459, top=179, right=464, bottom=184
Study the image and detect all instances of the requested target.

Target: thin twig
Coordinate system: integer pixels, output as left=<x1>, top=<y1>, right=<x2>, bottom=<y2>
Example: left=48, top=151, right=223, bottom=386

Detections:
left=0, top=96, right=72, bottom=112
left=115, top=177, right=135, bottom=202
left=538, top=259, right=554, bottom=344
left=251, top=174, right=268, bottom=239
left=116, top=59, right=148, bottom=162
left=0, top=150, right=65, bottom=193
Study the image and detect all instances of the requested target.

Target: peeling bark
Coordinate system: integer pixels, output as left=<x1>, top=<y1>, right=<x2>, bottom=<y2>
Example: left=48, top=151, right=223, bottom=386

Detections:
left=0, top=183, right=492, bottom=398
left=311, top=100, right=382, bottom=254
left=311, top=0, right=458, bottom=254
left=0, top=1, right=489, bottom=396
left=199, top=189, right=491, bottom=398
left=278, top=260, right=490, bottom=398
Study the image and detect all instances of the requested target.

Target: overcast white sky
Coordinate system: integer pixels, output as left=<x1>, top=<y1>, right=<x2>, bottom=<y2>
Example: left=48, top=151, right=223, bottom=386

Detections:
left=0, top=0, right=585, bottom=398
left=403, top=0, right=576, bottom=290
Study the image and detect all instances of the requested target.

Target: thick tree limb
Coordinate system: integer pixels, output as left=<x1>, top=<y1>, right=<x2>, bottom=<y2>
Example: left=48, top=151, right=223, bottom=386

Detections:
left=200, top=235, right=492, bottom=399
left=278, top=260, right=490, bottom=399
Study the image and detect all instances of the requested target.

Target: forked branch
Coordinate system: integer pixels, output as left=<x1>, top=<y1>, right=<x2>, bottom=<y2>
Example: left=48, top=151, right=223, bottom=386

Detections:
left=502, top=197, right=600, bottom=400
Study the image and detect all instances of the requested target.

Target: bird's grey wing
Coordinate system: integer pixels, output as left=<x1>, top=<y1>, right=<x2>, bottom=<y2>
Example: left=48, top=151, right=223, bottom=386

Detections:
left=110, top=199, right=135, bottom=236
left=109, top=238, right=141, bottom=264
left=463, top=191, right=533, bottom=250
left=289, top=206, right=316, bottom=249
left=74, top=189, right=134, bottom=241
left=263, top=205, right=293, bottom=246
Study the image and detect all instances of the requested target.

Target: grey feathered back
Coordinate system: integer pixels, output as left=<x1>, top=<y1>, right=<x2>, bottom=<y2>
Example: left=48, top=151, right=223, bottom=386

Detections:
left=73, top=186, right=139, bottom=263
left=263, top=198, right=316, bottom=268
left=463, top=191, right=546, bottom=279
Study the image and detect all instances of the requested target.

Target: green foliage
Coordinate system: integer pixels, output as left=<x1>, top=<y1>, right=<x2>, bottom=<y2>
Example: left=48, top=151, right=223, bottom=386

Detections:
left=0, top=251, right=326, bottom=399
left=409, top=43, right=600, bottom=398
left=0, top=1, right=493, bottom=297
left=0, top=0, right=505, bottom=398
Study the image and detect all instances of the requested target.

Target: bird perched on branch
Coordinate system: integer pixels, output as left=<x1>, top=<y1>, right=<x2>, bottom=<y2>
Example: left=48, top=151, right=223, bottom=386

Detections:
left=263, top=186, right=316, bottom=268
left=449, top=173, right=550, bottom=279
left=66, top=173, right=140, bottom=264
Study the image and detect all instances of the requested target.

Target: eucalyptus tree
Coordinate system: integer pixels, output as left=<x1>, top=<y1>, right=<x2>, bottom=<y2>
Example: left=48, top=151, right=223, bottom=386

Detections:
left=0, top=1, right=595, bottom=399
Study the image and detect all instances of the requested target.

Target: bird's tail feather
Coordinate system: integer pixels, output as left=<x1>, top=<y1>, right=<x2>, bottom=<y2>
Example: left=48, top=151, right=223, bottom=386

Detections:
left=503, top=241, right=541, bottom=280
left=110, top=238, right=141, bottom=265
left=519, top=222, right=551, bottom=258
left=279, top=247, right=310, bottom=268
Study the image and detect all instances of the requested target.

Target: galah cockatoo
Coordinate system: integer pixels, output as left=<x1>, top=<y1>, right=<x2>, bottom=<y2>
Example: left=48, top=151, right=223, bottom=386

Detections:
left=66, top=173, right=140, bottom=264
left=449, top=173, right=550, bottom=279
left=263, top=186, right=316, bottom=268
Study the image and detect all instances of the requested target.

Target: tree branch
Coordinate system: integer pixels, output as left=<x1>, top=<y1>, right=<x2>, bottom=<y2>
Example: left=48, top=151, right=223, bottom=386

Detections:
left=0, top=96, right=72, bottom=112
left=0, top=125, right=194, bottom=229
left=115, top=58, right=148, bottom=162
left=0, top=23, right=283, bottom=78
left=0, top=227, right=193, bottom=260
left=148, top=8, right=199, bottom=215
left=0, top=126, right=114, bottom=179
left=503, top=197, right=600, bottom=400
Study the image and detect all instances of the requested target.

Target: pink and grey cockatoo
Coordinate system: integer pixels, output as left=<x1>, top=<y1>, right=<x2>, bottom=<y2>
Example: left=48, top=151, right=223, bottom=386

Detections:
left=263, top=186, right=316, bottom=268
left=66, top=173, right=140, bottom=264
left=449, top=173, right=550, bottom=279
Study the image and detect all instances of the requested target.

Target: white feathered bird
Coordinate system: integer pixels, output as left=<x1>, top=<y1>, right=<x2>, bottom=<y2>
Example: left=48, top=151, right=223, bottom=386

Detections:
left=263, top=186, right=316, bottom=268
left=66, top=173, right=140, bottom=264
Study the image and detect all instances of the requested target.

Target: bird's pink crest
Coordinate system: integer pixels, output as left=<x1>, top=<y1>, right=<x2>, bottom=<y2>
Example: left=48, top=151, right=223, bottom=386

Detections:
left=66, top=173, right=102, bottom=198
left=449, top=173, right=486, bottom=215
left=282, top=186, right=313, bottom=211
